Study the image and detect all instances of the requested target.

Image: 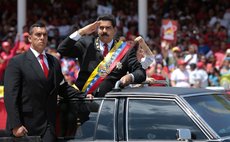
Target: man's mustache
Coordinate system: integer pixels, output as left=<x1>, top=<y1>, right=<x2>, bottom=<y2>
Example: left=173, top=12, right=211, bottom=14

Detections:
left=101, top=33, right=109, bottom=37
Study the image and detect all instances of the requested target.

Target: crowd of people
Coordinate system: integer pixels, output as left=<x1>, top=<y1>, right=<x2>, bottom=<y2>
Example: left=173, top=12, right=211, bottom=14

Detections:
left=2, top=12, right=147, bottom=142
left=0, top=0, right=230, bottom=141
left=0, top=0, right=230, bottom=88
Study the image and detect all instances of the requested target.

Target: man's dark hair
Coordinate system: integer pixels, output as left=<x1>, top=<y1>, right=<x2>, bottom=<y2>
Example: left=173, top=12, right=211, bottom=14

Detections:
left=29, top=23, right=46, bottom=34
left=97, top=14, right=116, bottom=27
left=190, top=63, right=196, bottom=70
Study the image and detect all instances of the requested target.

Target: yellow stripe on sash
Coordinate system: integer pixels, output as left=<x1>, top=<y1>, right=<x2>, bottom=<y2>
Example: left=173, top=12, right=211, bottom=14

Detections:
left=82, top=41, right=123, bottom=92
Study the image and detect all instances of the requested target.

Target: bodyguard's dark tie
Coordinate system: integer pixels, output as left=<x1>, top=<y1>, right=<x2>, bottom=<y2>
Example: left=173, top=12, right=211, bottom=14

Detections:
left=39, top=54, right=49, bottom=78
left=103, top=43, right=108, bottom=57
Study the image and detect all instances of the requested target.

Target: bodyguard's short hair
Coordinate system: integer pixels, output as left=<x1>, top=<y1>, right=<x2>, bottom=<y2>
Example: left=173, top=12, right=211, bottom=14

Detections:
left=97, top=14, right=116, bottom=27
left=29, top=23, right=46, bottom=34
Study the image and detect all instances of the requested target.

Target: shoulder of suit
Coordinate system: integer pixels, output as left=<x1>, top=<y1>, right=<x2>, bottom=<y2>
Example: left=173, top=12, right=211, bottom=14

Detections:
left=12, top=52, right=26, bottom=60
left=46, top=53, right=58, bottom=61
left=77, top=35, right=97, bottom=48
left=46, top=53, right=54, bottom=58
left=8, top=52, right=27, bottom=65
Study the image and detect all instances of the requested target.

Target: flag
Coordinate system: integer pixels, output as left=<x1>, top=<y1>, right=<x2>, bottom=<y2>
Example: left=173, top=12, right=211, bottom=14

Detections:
left=161, top=19, right=178, bottom=42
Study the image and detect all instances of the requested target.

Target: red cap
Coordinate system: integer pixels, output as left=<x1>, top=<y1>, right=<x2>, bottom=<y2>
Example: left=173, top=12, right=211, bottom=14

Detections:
left=177, top=59, right=186, bottom=65
left=23, top=32, right=29, bottom=37
left=197, top=62, right=204, bottom=68
left=2, top=41, right=10, bottom=48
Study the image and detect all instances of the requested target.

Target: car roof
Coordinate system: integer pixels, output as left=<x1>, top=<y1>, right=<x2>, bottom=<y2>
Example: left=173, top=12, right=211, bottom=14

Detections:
left=106, top=86, right=222, bottom=97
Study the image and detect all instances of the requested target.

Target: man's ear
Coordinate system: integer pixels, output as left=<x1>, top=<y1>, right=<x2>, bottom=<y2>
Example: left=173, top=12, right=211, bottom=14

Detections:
left=28, top=35, right=32, bottom=43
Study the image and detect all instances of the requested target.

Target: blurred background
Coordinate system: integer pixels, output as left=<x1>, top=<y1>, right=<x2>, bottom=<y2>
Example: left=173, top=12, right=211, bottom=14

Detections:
left=0, top=0, right=230, bottom=88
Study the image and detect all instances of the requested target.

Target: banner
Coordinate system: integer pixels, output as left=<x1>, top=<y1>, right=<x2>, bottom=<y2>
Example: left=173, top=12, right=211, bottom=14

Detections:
left=161, top=19, right=178, bottom=42
left=97, top=5, right=112, bottom=15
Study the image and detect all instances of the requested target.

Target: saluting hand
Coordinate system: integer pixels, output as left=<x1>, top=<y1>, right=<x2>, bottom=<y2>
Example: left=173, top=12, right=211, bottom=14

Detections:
left=78, top=21, right=100, bottom=36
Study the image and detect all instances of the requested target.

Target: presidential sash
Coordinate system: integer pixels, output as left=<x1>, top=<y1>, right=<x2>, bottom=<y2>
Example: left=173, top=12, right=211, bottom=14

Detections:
left=82, top=41, right=131, bottom=94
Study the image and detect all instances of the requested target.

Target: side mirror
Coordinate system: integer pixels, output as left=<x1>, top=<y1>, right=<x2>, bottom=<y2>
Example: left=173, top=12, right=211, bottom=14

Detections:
left=176, top=129, right=191, bottom=141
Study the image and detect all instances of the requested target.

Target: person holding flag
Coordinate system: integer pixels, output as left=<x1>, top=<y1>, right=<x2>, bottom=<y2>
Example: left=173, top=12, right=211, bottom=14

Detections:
left=58, top=14, right=146, bottom=97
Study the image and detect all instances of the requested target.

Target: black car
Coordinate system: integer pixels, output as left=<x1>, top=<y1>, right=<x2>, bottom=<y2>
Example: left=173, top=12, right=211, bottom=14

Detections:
left=56, top=86, right=230, bottom=142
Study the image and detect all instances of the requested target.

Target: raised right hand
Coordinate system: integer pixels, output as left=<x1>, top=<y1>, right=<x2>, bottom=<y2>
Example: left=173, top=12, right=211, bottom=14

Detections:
left=12, top=125, right=28, bottom=137
left=78, top=21, right=100, bottom=36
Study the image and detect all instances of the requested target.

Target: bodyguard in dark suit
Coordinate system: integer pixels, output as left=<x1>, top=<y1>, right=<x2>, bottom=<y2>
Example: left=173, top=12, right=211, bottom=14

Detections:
left=58, top=14, right=146, bottom=97
left=4, top=23, right=92, bottom=142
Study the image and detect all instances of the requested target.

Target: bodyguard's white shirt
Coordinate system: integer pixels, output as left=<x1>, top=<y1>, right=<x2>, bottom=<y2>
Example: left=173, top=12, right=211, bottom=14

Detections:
left=30, top=47, right=49, bottom=70
left=30, top=47, right=65, bottom=85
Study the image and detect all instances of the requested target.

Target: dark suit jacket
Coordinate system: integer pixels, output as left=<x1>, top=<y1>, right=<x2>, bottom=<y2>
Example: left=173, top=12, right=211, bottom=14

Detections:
left=4, top=49, right=84, bottom=136
left=58, top=36, right=146, bottom=96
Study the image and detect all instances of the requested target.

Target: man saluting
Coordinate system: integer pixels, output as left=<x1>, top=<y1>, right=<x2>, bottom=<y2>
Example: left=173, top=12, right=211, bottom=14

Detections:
left=58, top=14, right=146, bottom=97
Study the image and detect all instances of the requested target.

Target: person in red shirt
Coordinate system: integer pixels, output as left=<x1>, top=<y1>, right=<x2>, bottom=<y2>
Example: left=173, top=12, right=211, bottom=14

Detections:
left=147, top=62, right=169, bottom=86
left=0, top=40, right=20, bottom=84
left=16, top=32, right=31, bottom=54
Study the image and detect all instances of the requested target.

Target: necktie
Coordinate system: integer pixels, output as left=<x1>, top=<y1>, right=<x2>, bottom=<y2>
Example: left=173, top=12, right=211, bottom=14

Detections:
left=103, top=43, right=108, bottom=57
left=39, top=54, right=49, bottom=78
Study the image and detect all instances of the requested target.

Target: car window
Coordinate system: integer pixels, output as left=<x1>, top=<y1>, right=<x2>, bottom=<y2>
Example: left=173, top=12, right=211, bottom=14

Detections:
left=127, top=99, right=206, bottom=140
left=95, top=99, right=115, bottom=140
left=185, top=94, right=230, bottom=137
left=56, top=99, right=102, bottom=140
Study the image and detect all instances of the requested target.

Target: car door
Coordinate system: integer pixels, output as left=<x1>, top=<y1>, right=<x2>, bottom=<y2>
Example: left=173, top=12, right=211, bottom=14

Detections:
left=57, top=98, right=116, bottom=142
left=125, top=97, right=208, bottom=142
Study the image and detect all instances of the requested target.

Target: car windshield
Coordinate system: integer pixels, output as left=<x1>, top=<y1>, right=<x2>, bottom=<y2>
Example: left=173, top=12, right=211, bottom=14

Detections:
left=184, top=93, right=230, bottom=137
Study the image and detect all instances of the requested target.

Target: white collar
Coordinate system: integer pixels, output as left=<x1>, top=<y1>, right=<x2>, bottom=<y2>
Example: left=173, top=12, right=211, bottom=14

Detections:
left=30, top=47, right=47, bottom=58
left=99, top=40, right=114, bottom=50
